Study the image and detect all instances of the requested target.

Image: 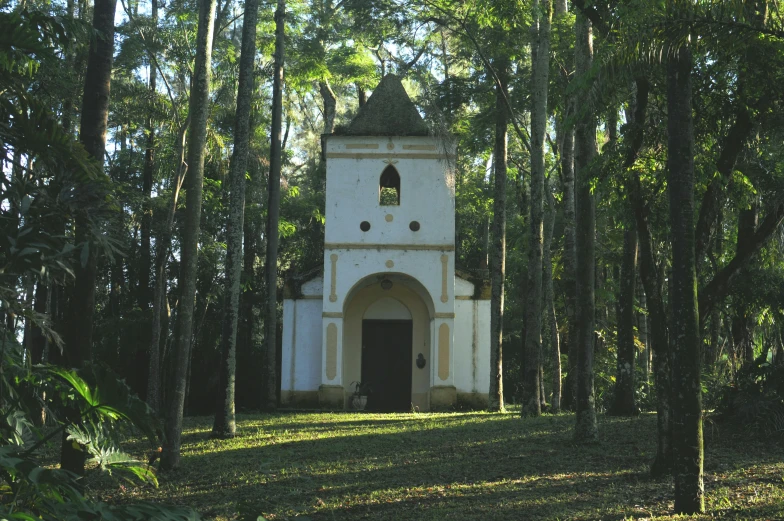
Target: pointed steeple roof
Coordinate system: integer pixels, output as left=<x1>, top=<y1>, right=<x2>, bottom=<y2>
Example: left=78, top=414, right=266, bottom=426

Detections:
left=338, top=75, right=429, bottom=136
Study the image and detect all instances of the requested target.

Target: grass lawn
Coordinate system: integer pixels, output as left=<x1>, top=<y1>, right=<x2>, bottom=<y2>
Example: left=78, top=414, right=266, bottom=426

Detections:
left=99, top=411, right=784, bottom=520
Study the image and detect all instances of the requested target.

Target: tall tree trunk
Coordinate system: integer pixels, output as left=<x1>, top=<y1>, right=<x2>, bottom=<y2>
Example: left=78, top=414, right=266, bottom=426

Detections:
left=556, top=0, right=576, bottom=412
left=573, top=11, right=597, bottom=441
left=356, top=82, right=366, bottom=108
left=488, top=61, right=509, bottom=412
left=146, top=119, right=189, bottom=414
left=30, top=282, right=47, bottom=365
left=610, top=226, right=638, bottom=416
left=263, top=0, right=285, bottom=411
left=139, top=0, right=157, bottom=313
left=623, top=75, right=673, bottom=476
left=60, top=0, right=77, bottom=135
left=522, top=0, right=550, bottom=418
left=237, top=178, right=260, bottom=409
left=212, top=0, right=259, bottom=438
left=640, top=203, right=673, bottom=477
left=109, top=255, right=124, bottom=369
left=161, top=0, right=217, bottom=470
left=543, top=176, right=561, bottom=413
left=60, top=0, right=117, bottom=478
left=68, top=0, right=116, bottom=366
left=705, top=214, right=723, bottom=366
left=319, top=80, right=336, bottom=135
left=667, top=44, right=704, bottom=514
left=638, top=285, right=649, bottom=385
left=731, top=204, right=758, bottom=366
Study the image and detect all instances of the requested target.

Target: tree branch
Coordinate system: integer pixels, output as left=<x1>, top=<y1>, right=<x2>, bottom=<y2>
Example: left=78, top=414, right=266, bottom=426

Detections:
left=694, top=105, right=753, bottom=265
left=571, top=0, right=610, bottom=38
left=119, top=0, right=183, bottom=127
left=421, top=7, right=531, bottom=153
left=699, top=202, right=784, bottom=321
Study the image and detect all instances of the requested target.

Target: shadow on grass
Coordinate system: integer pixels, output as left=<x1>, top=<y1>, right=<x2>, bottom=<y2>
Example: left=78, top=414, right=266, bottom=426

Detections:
left=139, top=413, right=784, bottom=521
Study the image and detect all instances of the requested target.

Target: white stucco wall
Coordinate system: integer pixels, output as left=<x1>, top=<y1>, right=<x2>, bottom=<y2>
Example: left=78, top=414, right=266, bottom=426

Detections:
left=281, top=298, right=323, bottom=392
left=325, top=249, right=452, bottom=315
left=301, top=277, right=323, bottom=296
left=364, top=297, right=412, bottom=319
left=454, top=299, right=491, bottom=394
left=455, top=277, right=475, bottom=297
left=324, top=136, right=455, bottom=247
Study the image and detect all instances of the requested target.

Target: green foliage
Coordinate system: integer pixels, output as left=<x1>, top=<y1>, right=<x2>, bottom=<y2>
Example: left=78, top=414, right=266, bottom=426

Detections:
left=0, top=9, right=99, bottom=178
left=716, top=360, right=784, bottom=438
left=0, top=340, right=202, bottom=519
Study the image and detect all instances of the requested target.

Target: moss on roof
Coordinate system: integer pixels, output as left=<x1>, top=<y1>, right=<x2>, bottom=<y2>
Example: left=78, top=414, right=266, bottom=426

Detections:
left=336, top=75, right=429, bottom=136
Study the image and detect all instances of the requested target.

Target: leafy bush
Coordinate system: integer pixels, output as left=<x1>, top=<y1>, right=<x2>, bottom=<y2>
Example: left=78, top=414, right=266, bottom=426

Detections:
left=716, top=359, right=784, bottom=438
left=0, top=333, right=201, bottom=520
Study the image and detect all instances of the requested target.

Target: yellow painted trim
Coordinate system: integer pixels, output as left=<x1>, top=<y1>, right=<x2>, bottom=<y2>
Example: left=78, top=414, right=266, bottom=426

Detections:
left=345, top=143, right=379, bottom=149
left=326, top=152, right=450, bottom=160
left=440, top=254, right=449, bottom=303
left=434, top=312, right=455, bottom=319
left=402, top=144, right=436, bottom=150
left=438, top=323, right=450, bottom=381
left=329, top=254, right=338, bottom=303
left=325, top=243, right=455, bottom=251
left=322, top=312, right=343, bottom=318
left=455, top=296, right=473, bottom=300
left=326, top=323, right=338, bottom=381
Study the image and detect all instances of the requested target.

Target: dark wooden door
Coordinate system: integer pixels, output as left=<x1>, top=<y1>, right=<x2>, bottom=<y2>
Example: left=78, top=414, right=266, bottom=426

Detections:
left=361, top=319, right=413, bottom=412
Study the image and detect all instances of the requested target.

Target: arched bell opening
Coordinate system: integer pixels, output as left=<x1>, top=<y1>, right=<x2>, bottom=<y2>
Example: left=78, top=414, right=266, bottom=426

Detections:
left=379, top=165, right=400, bottom=205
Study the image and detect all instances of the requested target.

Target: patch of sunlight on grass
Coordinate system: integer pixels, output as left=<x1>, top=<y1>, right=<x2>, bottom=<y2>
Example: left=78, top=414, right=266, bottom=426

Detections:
left=102, top=411, right=784, bottom=521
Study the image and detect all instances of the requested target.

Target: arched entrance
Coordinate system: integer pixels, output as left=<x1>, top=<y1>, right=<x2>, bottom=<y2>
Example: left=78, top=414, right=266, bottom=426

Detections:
left=343, top=273, right=434, bottom=411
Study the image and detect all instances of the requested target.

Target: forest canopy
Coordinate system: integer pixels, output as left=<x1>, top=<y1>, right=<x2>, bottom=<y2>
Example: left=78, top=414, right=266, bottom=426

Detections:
left=1, top=0, right=784, bottom=518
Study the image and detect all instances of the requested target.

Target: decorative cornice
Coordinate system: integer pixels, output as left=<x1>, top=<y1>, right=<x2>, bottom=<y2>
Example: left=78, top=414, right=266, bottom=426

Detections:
left=325, top=243, right=454, bottom=251
left=326, top=152, right=450, bottom=160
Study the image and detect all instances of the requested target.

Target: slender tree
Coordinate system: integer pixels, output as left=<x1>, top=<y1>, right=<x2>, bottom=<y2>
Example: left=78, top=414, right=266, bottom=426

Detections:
left=146, top=119, right=189, bottom=414
left=573, top=11, right=598, bottom=441
left=161, top=0, right=218, bottom=470
left=543, top=174, right=561, bottom=412
left=60, top=0, right=118, bottom=476
left=488, top=60, right=509, bottom=412
left=522, top=0, right=551, bottom=417
left=610, top=225, right=638, bottom=416
left=555, top=0, right=577, bottom=412
left=138, top=0, right=157, bottom=314
left=667, top=42, right=704, bottom=513
left=213, top=0, right=260, bottom=438
left=263, top=0, right=286, bottom=411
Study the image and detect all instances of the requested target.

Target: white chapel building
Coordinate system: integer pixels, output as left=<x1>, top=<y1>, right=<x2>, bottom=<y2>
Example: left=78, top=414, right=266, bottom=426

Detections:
left=280, top=75, right=491, bottom=412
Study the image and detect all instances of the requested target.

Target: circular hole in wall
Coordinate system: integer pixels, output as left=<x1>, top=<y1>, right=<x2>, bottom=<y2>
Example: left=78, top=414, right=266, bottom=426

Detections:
left=360, top=221, right=371, bottom=231
left=409, top=221, right=421, bottom=231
